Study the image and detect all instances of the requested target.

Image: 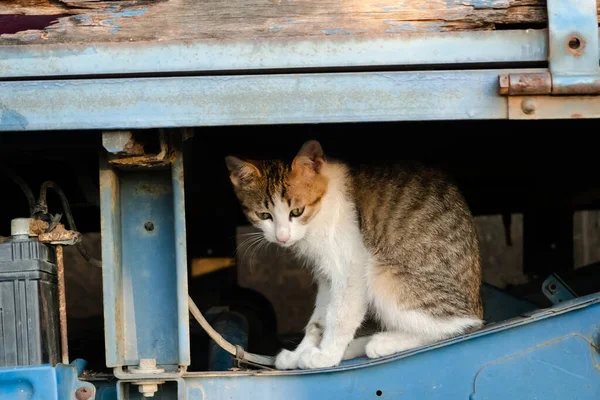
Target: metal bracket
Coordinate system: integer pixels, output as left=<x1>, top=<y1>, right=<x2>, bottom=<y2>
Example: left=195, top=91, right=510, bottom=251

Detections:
left=542, top=273, right=577, bottom=305
left=499, top=0, right=600, bottom=97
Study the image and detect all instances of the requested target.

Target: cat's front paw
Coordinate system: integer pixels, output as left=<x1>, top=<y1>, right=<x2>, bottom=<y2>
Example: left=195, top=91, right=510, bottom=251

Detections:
left=275, top=349, right=301, bottom=370
left=298, top=347, right=341, bottom=369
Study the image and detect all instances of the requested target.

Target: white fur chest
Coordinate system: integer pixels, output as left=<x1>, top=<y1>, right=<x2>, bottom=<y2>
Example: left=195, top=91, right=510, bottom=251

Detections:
left=292, top=172, right=368, bottom=282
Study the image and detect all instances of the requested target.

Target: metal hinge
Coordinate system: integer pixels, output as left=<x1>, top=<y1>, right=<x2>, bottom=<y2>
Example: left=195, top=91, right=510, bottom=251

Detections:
left=499, top=0, right=600, bottom=118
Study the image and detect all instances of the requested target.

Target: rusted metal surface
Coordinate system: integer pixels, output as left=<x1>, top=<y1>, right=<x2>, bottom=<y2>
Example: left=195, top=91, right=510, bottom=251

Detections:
left=56, top=244, right=69, bottom=365
left=37, top=223, right=82, bottom=245
left=105, top=129, right=173, bottom=169
left=507, top=95, right=600, bottom=119
left=497, top=72, right=552, bottom=95
left=102, top=130, right=144, bottom=156
left=29, top=218, right=49, bottom=236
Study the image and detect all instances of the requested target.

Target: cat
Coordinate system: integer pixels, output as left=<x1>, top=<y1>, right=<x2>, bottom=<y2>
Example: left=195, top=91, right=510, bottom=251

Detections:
left=225, top=139, right=483, bottom=370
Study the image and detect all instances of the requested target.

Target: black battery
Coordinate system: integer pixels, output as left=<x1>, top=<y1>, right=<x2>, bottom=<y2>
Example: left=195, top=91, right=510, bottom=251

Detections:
left=0, top=235, right=60, bottom=367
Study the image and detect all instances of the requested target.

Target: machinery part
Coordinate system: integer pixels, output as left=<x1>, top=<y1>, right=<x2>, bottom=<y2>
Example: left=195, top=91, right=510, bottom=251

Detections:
left=56, top=245, right=69, bottom=365
left=35, top=180, right=102, bottom=268
left=0, top=223, right=60, bottom=367
left=129, top=359, right=165, bottom=398
left=11, top=217, right=31, bottom=237
left=499, top=0, right=600, bottom=96
left=101, top=130, right=190, bottom=385
left=542, top=274, right=577, bottom=305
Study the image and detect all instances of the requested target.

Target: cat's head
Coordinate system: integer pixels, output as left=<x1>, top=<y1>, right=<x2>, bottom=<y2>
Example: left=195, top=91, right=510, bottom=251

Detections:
left=225, top=140, right=328, bottom=247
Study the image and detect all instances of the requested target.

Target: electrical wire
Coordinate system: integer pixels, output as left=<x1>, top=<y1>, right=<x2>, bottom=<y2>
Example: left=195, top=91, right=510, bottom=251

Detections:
left=36, top=181, right=103, bottom=268
left=188, top=294, right=276, bottom=367
left=1, top=166, right=36, bottom=215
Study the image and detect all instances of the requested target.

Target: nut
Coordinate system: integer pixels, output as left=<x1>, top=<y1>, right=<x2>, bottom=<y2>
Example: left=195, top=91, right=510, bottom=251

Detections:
left=139, top=383, right=159, bottom=398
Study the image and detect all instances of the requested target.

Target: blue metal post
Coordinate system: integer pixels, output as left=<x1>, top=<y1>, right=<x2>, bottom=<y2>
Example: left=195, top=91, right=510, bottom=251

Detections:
left=99, top=130, right=190, bottom=389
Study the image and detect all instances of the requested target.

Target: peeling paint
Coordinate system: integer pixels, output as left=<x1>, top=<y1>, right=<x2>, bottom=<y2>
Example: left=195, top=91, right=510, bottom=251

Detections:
left=269, top=25, right=283, bottom=31
left=110, top=8, right=149, bottom=18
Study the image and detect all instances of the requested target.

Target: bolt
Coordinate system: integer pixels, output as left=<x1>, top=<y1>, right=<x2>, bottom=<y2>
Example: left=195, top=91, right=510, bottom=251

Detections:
left=521, top=98, right=536, bottom=115
left=75, top=386, right=93, bottom=400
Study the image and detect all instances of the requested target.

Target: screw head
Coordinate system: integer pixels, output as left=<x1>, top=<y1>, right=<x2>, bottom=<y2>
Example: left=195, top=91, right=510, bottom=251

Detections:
left=521, top=98, right=536, bottom=115
left=75, top=386, right=93, bottom=400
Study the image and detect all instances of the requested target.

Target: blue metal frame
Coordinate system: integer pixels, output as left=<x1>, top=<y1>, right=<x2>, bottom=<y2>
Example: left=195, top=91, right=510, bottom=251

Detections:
left=99, top=141, right=190, bottom=374
left=0, top=30, right=557, bottom=79
left=2, top=67, right=599, bottom=133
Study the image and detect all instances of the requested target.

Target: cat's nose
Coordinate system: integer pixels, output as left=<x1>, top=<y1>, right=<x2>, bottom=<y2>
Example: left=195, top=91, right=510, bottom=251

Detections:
left=276, top=234, right=290, bottom=244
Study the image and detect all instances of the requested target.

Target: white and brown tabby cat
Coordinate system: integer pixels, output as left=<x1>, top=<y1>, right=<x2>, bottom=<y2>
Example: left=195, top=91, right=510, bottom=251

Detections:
left=225, top=140, right=483, bottom=370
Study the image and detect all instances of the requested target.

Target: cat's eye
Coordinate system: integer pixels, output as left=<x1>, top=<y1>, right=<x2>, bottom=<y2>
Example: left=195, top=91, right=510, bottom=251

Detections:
left=290, top=207, right=305, bottom=218
left=257, top=212, right=272, bottom=221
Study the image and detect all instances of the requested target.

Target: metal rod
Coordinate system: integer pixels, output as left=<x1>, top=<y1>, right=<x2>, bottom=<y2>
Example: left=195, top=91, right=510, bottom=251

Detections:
left=56, top=244, right=69, bottom=365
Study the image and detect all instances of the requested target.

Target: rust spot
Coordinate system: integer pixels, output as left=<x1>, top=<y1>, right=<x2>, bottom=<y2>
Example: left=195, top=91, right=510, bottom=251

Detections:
left=29, top=219, right=49, bottom=236
left=571, top=113, right=584, bottom=118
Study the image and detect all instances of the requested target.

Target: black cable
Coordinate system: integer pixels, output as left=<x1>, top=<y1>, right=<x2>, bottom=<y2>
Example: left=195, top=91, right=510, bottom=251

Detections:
left=37, top=181, right=102, bottom=268
left=1, top=166, right=36, bottom=216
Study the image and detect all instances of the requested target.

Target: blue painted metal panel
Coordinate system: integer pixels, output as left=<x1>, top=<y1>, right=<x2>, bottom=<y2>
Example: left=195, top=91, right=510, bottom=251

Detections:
left=99, top=152, right=190, bottom=370
left=0, top=68, right=537, bottom=131
left=0, top=30, right=554, bottom=78
left=108, top=293, right=600, bottom=399
left=0, top=363, right=96, bottom=399
left=546, top=0, right=600, bottom=94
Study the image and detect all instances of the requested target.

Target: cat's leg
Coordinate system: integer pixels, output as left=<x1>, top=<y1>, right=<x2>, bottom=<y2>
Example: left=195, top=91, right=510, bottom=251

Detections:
left=298, top=268, right=367, bottom=369
left=364, top=312, right=482, bottom=358
left=275, top=277, right=330, bottom=370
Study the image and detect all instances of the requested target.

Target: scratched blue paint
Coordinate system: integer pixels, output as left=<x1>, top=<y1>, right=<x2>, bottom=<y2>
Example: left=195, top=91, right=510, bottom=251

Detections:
left=110, top=8, right=148, bottom=17
left=74, top=15, right=92, bottom=23
left=0, top=30, right=555, bottom=78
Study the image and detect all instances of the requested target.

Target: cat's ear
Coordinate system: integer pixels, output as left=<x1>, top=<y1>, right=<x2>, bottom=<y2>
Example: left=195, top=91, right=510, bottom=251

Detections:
left=225, top=156, right=261, bottom=186
left=292, top=140, right=325, bottom=174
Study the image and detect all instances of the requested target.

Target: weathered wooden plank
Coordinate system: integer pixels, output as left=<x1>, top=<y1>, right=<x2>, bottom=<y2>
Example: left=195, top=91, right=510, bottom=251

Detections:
left=0, top=0, right=598, bottom=45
